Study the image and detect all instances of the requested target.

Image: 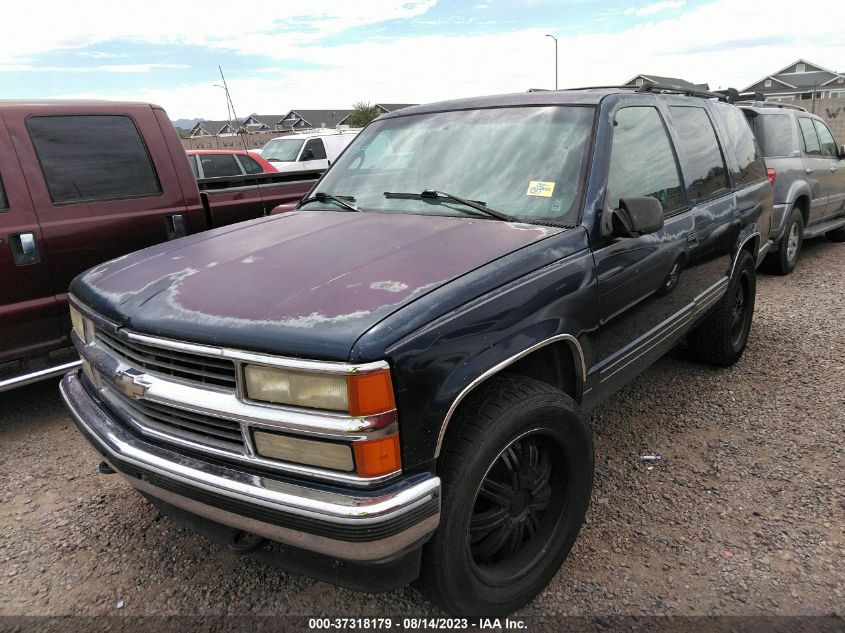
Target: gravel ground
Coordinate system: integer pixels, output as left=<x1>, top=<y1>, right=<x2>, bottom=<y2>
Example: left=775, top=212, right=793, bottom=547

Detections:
left=1, top=237, right=843, bottom=619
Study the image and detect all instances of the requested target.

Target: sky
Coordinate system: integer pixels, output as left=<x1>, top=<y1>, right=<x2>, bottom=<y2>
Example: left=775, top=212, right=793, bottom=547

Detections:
left=1, top=0, right=843, bottom=120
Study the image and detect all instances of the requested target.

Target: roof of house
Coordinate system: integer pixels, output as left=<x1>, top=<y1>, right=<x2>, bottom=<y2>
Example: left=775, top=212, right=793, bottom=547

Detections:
left=376, top=103, right=417, bottom=112
left=243, top=114, right=288, bottom=128
left=625, top=74, right=710, bottom=91
left=742, top=59, right=845, bottom=94
left=189, top=120, right=237, bottom=135
left=281, top=109, right=354, bottom=129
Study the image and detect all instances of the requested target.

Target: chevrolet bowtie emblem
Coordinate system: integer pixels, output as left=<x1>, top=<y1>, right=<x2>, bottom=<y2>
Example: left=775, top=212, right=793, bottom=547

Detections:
left=113, top=368, right=151, bottom=398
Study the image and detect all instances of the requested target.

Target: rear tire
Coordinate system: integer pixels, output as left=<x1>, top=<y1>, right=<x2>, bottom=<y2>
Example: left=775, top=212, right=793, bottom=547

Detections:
left=687, top=250, right=756, bottom=367
left=416, top=375, right=593, bottom=616
left=763, top=207, right=803, bottom=275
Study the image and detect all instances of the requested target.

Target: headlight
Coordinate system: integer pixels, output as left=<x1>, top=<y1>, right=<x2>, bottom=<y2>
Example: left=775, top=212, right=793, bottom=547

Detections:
left=243, top=365, right=395, bottom=416
left=69, top=304, right=87, bottom=343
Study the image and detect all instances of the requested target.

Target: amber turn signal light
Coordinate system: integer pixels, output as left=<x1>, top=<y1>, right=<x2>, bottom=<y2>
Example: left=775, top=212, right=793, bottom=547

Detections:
left=347, top=369, right=395, bottom=417
left=353, top=434, right=401, bottom=478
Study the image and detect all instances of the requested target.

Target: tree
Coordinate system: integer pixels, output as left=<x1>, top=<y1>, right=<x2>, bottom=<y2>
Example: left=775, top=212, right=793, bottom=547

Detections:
left=345, top=101, right=381, bottom=128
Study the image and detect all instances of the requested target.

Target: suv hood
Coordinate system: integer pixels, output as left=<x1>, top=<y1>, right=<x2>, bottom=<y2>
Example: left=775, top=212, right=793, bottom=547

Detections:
left=72, top=211, right=562, bottom=360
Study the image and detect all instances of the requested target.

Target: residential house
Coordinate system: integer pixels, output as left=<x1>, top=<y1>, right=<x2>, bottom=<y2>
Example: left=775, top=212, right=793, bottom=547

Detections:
left=337, top=103, right=417, bottom=126
left=741, top=59, right=845, bottom=102
left=624, top=74, right=710, bottom=91
left=241, top=114, right=288, bottom=132
left=188, top=120, right=239, bottom=137
left=279, top=109, right=354, bottom=130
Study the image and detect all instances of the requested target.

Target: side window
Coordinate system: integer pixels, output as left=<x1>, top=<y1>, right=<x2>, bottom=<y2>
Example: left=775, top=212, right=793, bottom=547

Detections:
left=199, top=153, right=242, bottom=178
left=238, top=154, right=264, bottom=174
left=26, top=115, right=162, bottom=204
left=670, top=106, right=730, bottom=202
left=0, top=175, right=8, bottom=210
left=187, top=154, right=199, bottom=178
left=303, top=138, right=327, bottom=160
left=758, top=114, right=794, bottom=157
left=606, top=107, right=685, bottom=215
left=798, top=118, right=821, bottom=156
left=813, top=120, right=838, bottom=158
left=712, top=103, right=767, bottom=186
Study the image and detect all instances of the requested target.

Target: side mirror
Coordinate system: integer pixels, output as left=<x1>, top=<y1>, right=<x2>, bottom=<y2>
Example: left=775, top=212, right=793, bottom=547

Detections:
left=610, top=197, right=664, bottom=238
left=301, top=149, right=315, bottom=161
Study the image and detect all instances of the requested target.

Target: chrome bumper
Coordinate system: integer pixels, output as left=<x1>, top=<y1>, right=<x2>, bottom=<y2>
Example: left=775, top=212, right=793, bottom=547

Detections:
left=60, top=370, right=441, bottom=562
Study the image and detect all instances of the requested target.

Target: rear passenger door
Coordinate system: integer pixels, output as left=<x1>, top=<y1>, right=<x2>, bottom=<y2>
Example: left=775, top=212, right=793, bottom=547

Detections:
left=812, top=119, right=845, bottom=218
left=796, top=117, right=830, bottom=223
left=592, top=104, right=698, bottom=397
left=5, top=107, right=193, bottom=325
left=0, top=115, right=63, bottom=363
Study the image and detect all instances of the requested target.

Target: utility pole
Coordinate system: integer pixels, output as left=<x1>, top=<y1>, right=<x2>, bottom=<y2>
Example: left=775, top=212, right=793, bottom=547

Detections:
left=545, top=34, right=558, bottom=90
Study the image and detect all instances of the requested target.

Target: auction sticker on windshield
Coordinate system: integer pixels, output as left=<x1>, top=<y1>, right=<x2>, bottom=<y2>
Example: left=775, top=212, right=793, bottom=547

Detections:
left=526, top=181, right=555, bottom=197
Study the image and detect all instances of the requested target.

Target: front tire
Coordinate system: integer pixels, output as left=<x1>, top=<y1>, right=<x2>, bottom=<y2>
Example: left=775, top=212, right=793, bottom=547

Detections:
left=416, top=375, right=593, bottom=616
left=686, top=249, right=756, bottom=366
left=763, top=207, right=803, bottom=274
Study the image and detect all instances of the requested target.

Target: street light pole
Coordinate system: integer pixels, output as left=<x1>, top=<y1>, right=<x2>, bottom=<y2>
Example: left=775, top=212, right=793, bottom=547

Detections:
left=545, top=34, right=558, bottom=90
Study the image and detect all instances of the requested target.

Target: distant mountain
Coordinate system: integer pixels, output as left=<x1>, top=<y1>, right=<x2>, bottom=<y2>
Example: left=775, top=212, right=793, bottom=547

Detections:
left=171, top=118, right=201, bottom=129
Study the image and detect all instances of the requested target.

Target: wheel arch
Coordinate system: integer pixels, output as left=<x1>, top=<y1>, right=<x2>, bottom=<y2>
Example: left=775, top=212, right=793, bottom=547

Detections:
left=434, top=335, right=586, bottom=458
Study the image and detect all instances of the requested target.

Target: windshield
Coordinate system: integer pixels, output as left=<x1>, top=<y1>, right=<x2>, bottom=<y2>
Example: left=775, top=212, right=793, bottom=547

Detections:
left=311, top=105, right=595, bottom=224
left=263, top=138, right=304, bottom=162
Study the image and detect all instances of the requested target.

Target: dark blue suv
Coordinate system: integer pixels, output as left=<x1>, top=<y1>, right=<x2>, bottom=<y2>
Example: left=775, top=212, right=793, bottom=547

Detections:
left=61, top=85, right=773, bottom=615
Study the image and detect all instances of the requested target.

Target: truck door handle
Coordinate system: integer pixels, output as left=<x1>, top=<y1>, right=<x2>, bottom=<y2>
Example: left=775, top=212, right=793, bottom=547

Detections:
left=832, top=166, right=838, bottom=172
left=805, top=168, right=814, bottom=174
left=165, top=214, right=187, bottom=240
left=9, top=232, right=41, bottom=265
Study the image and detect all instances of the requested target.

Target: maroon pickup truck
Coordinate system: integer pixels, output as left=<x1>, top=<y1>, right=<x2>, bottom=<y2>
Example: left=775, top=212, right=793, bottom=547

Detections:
left=0, top=100, right=320, bottom=392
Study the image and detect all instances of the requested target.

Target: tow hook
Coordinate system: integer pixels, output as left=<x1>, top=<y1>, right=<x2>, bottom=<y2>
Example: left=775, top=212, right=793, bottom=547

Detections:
left=228, top=530, right=266, bottom=554
left=98, top=461, right=116, bottom=475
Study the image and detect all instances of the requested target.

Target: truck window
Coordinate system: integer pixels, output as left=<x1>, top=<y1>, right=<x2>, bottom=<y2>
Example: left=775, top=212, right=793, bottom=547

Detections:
left=756, top=114, right=793, bottom=157
left=187, top=154, right=199, bottom=178
left=606, top=107, right=684, bottom=215
left=199, top=153, right=242, bottom=178
left=712, top=103, right=767, bottom=187
left=303, top=138, right=327, bottom=160
left=238, top=154, right=264, bottom=174
left=813, top=120, right=838, bottom=158
left=27, top=115, right=162, bottom=204
left=798, top=118, right=821, bottom=156
left=0, top=175, right=7, bottom=210
left=669, top=106, right=730, bottom=202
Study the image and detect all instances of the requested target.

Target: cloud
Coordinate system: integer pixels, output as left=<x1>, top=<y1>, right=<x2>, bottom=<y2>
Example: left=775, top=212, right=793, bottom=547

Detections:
left=0, top=63, right=188, bottom=73
left=624, top=0, right=685, bottom=16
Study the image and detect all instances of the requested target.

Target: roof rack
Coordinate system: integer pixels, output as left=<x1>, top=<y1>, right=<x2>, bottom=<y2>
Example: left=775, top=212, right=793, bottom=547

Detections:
left=562, top=83, right=730, bottom=102
left=734, top=100, right=808, bottom=112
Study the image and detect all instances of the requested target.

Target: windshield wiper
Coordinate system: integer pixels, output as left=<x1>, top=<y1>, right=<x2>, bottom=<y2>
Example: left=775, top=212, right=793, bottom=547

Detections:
left=300, top=192, right=361, bottom=212
left=383, top=189, right=518, bottom=222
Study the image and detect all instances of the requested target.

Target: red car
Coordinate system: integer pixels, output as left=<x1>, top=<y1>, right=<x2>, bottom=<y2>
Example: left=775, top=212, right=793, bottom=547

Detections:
left=186, top=149, right=277, bottom=179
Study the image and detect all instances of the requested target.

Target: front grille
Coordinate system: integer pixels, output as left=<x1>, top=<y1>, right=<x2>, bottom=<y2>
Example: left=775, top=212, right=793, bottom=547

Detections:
left=95, top=328, right=237, bottom=390
left=103, top=387, right=246, bottom=454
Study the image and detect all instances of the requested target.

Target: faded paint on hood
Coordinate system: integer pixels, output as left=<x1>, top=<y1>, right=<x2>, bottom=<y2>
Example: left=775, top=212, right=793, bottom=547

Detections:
left=73, top=211, right=562, bottom=360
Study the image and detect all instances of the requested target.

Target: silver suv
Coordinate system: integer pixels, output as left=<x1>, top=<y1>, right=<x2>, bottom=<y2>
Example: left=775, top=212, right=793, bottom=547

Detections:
left=741, top=102, right=845, bottom=274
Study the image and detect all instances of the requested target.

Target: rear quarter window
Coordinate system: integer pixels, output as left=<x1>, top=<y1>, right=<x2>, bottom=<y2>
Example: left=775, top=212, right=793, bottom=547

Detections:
left=27, top=115, right=162, bottom=204
left=756, top=114, right=794, bottom=157
left=669, top=106, right=730, bottom=202
left=198, top=153, right=242, bottom=178
left=712, top=103, right=767, bottom=187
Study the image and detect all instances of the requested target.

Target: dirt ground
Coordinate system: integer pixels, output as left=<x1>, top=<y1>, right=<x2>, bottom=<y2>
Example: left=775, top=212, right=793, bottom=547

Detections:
left=1, top=237, right=843, bottom=621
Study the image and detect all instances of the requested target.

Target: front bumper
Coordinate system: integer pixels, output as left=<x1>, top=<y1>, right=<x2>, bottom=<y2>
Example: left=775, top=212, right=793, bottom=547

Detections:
left=60, top=370, right=441, bottom=562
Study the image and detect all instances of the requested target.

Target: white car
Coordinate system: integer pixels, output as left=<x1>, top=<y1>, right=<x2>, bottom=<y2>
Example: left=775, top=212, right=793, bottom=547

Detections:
left=261, top=129, right=359, bottom=174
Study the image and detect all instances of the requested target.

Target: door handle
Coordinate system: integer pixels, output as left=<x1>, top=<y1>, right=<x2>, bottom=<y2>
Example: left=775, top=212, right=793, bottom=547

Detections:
left=832, top=166, right=838, bottom=172
left=165, top=214, right=187, bottom=240
left=805, top=168, right=814, bottom=174
left=9, top=232, right=40, bottom=265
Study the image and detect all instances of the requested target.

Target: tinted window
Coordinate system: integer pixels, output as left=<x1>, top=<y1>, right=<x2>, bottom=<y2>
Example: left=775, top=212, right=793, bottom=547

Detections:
left=756, top=114, right=794, bottom=157
left=607, top=107, right=684, bottom=214
left=713, top=103, right=767, bottom=186
left=199, top=153, right=242, bottom=178
left=239, top=154, right=264, bottom=174
left=0, top=175, right=7, bottom=210
left=670, top=106, right=730, bottom=202
left=814, top=120, right=838, bottom=157
left=303, top=138, right=327, bottom=160
left=798, top=118, right=821, bottom=155
left=27, top=115, right=161, bottom=204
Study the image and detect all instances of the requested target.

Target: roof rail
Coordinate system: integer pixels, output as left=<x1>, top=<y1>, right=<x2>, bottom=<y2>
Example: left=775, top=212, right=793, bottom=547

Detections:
left=562, top=83, right=729, bottom=102
left=734, top=100, right=808, bottom=112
